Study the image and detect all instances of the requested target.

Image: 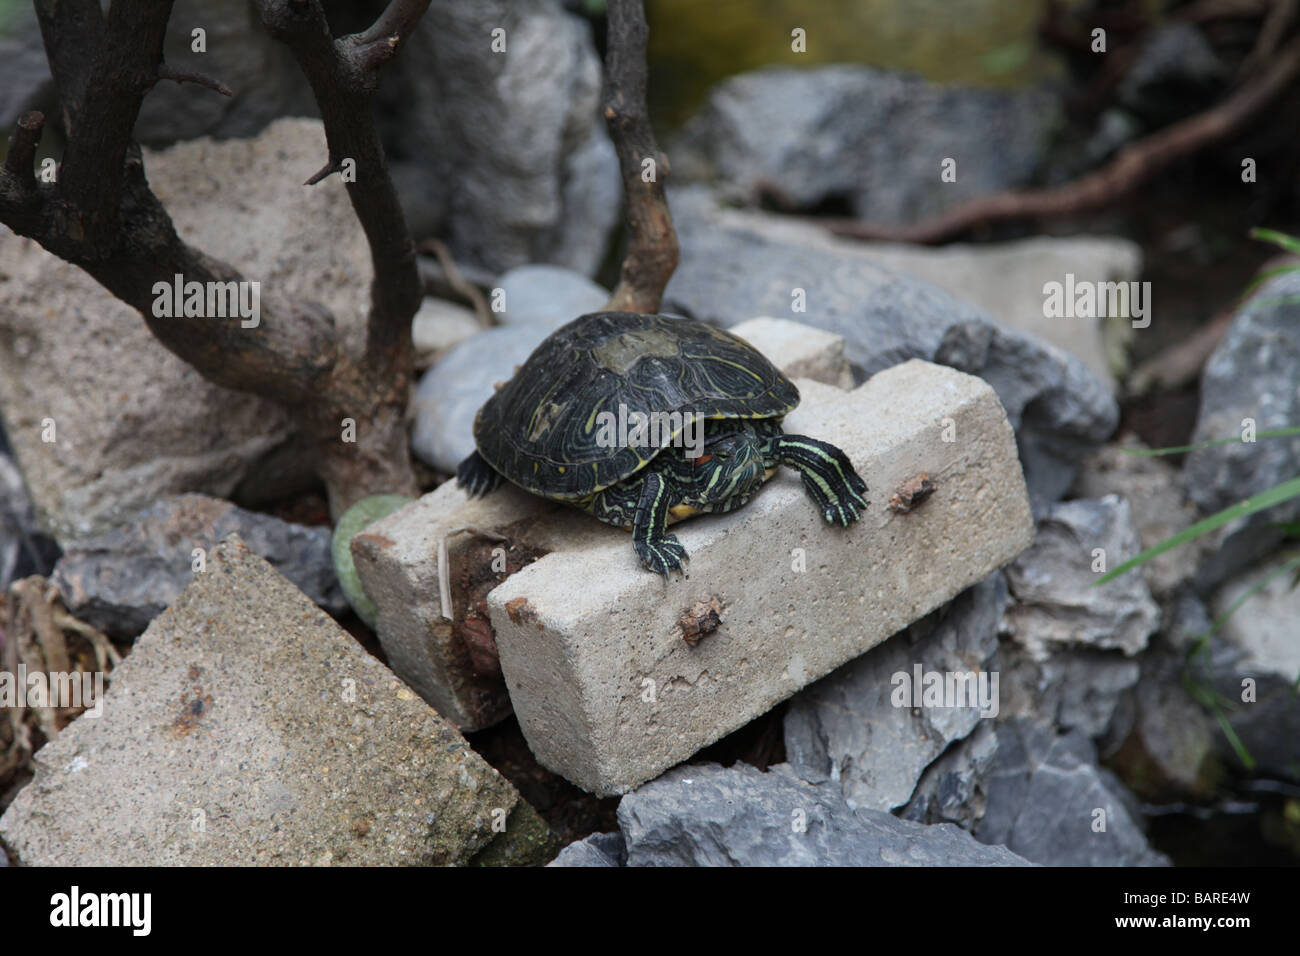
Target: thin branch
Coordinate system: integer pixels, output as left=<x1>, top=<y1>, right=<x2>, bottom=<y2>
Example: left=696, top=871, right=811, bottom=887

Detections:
left=602, top=0, right=679, bottom=313
left=304, top=157, right=341, bottom=185
left=1240, top=0, right=1297, bottom=78
left=418, top=238, right=493, bottom=327
left=257, top=0, right=426, bottom=365
left=156, top=64, right=234, bottom=98
left=824, top=31, right=1300, bottom=244
left=4, top=112, right=45, bottom=189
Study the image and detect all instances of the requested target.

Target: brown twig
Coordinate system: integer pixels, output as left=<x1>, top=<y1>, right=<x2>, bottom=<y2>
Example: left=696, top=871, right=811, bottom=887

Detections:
left=601, top=0, right=679, bottom=314
left=418, top=238, right=493, bottom=327
left=1240, top=0, right=1298, bottom=78
left=156, top=63, right=234, bottom=97
left=824, top=31, right=1300, bottom=244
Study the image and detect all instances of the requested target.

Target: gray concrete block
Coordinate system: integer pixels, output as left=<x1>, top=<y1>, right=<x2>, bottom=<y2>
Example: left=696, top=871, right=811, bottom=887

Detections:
left=0, top=538, right=553, bottom=866
left=354, top=317, right=860, bottom=731
left=727, top=317, right=855, bottom=389
left=487, top=360, right=1033, bottom=794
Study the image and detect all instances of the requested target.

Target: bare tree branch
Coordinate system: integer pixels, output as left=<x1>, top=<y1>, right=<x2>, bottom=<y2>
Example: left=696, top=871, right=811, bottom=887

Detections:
left=58, top=1, right=174, bottom=253
left=824, top=30, right=1300, bottom=244
left=2, top=0, right=433, bottom=514
left=156, top=64, right=235, bottom=98
left=602, top=0, right=679, bottom=314
left=257, top=0, right=427, bottom=367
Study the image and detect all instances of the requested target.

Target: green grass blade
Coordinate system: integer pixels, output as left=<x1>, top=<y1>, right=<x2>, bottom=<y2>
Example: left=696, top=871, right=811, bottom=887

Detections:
left=1120, top=425, right=1300, bottom=457
left=1250, top=227, right=1300, bottom=255
left=1242, top=265, right=1300, bottom=296
left=1094, top=477, right=1300, bottom=585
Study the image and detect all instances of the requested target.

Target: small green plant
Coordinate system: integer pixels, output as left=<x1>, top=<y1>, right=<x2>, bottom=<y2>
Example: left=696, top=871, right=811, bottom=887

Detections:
left=1095, top=227, right=1300, bottom=770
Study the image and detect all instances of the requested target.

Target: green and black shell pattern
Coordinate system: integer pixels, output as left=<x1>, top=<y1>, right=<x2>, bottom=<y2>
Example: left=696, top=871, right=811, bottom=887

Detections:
left=471, top=311, right=800, bottom=500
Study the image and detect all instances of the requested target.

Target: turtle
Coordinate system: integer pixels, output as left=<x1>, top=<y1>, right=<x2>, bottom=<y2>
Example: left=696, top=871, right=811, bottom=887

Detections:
left=456, top=311, right=869, bottom=577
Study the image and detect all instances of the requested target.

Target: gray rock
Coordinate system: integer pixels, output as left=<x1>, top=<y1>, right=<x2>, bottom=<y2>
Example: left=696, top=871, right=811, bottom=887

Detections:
left=617, top=762, right=1031, bottom=866
left=902, top=721, right=999, bottom=830
left=1201, top=553, right=1300, bottom=782
left=857, top=235, right=1141, bottom=389
left=1108, top=636, right=1220, bottom=801
left=0, top=1, right=331, bottom=145
left=411, top=324, right=558, bottom=473
left=412, top=297, right=482, bottom=358
left=1002, top=496, right=1160, bottom=659
left=52, top=494, right=345, bottom=638
left=784, top=574, right=1008, bottom=811
left=1118, top=23, right=1226, bottom=123
left=1184, top=271, right=1300, bottom=591
left=547, top=831, right=627, bottom=867
left=996, top=642, right=1140, bottom=745
left=0, top=119, right=369, bottom=541
left=670, top=66, right=1058, bottom=225
left=973, top=720, right=1169, bottom=866
left=0, top=538, right=555, bottom=866
left=395, top=0, right=620, bottom=276
left=1, top=451, right=56, bottom=589
left=1072, top=437, right=1206, bottom=599
left=662, top=189, right=1119, bottom=509
left=497, top=264, right=609, bottom=328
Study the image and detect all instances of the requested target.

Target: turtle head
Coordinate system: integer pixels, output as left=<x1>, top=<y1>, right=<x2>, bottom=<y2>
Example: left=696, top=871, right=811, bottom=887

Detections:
left=688, top=425, right=768, bottom=507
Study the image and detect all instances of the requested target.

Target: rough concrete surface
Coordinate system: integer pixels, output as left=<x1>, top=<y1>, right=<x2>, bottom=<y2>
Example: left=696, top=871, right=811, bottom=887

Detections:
left=485, top=360, right=1033, bottom=794
left=0, top=119, right=368, bottom=540
left=0, top=538, right=553, bottom=866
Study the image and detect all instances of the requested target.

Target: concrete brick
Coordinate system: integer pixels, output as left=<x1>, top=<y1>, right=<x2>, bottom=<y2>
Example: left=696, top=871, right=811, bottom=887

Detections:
left=727, top=317, right=855, bottom=389
left=0, top=538, right=555, bottom=866
left=487, top=360, right=1033, bottom=794
left=353, top=317, right=858, bottom=731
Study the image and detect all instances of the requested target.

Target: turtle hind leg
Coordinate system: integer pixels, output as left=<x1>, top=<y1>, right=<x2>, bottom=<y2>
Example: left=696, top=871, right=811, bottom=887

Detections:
left=631, top=472, right=688, bottom=579
left=772, top=434, right=869, bottom=527
left=456, top=450, right=504, bottom=498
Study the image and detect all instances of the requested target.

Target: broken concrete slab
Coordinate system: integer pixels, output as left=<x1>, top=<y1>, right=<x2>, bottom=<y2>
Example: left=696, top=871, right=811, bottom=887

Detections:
left=0, top=538, right=554, bottom=866
left=355, top=317, right=866, bottom=730
left=486, top=360, right=1033, bottom=795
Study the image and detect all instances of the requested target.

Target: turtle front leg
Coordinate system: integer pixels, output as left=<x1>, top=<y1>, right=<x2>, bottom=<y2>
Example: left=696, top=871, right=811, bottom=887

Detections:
left=456, top=450, right=504, bottom=497
left=632, top=472, right=688, bottom=578
left=770, top=434, right=869, bottom=527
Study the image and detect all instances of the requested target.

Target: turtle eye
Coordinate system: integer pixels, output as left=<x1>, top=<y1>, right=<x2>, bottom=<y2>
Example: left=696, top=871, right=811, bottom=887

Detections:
left=715, top=450, right=731, bottom=462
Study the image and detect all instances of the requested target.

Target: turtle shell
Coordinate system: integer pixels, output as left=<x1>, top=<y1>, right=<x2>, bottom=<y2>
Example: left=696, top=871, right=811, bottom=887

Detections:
left=473, top=311, right=799, bottom=500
